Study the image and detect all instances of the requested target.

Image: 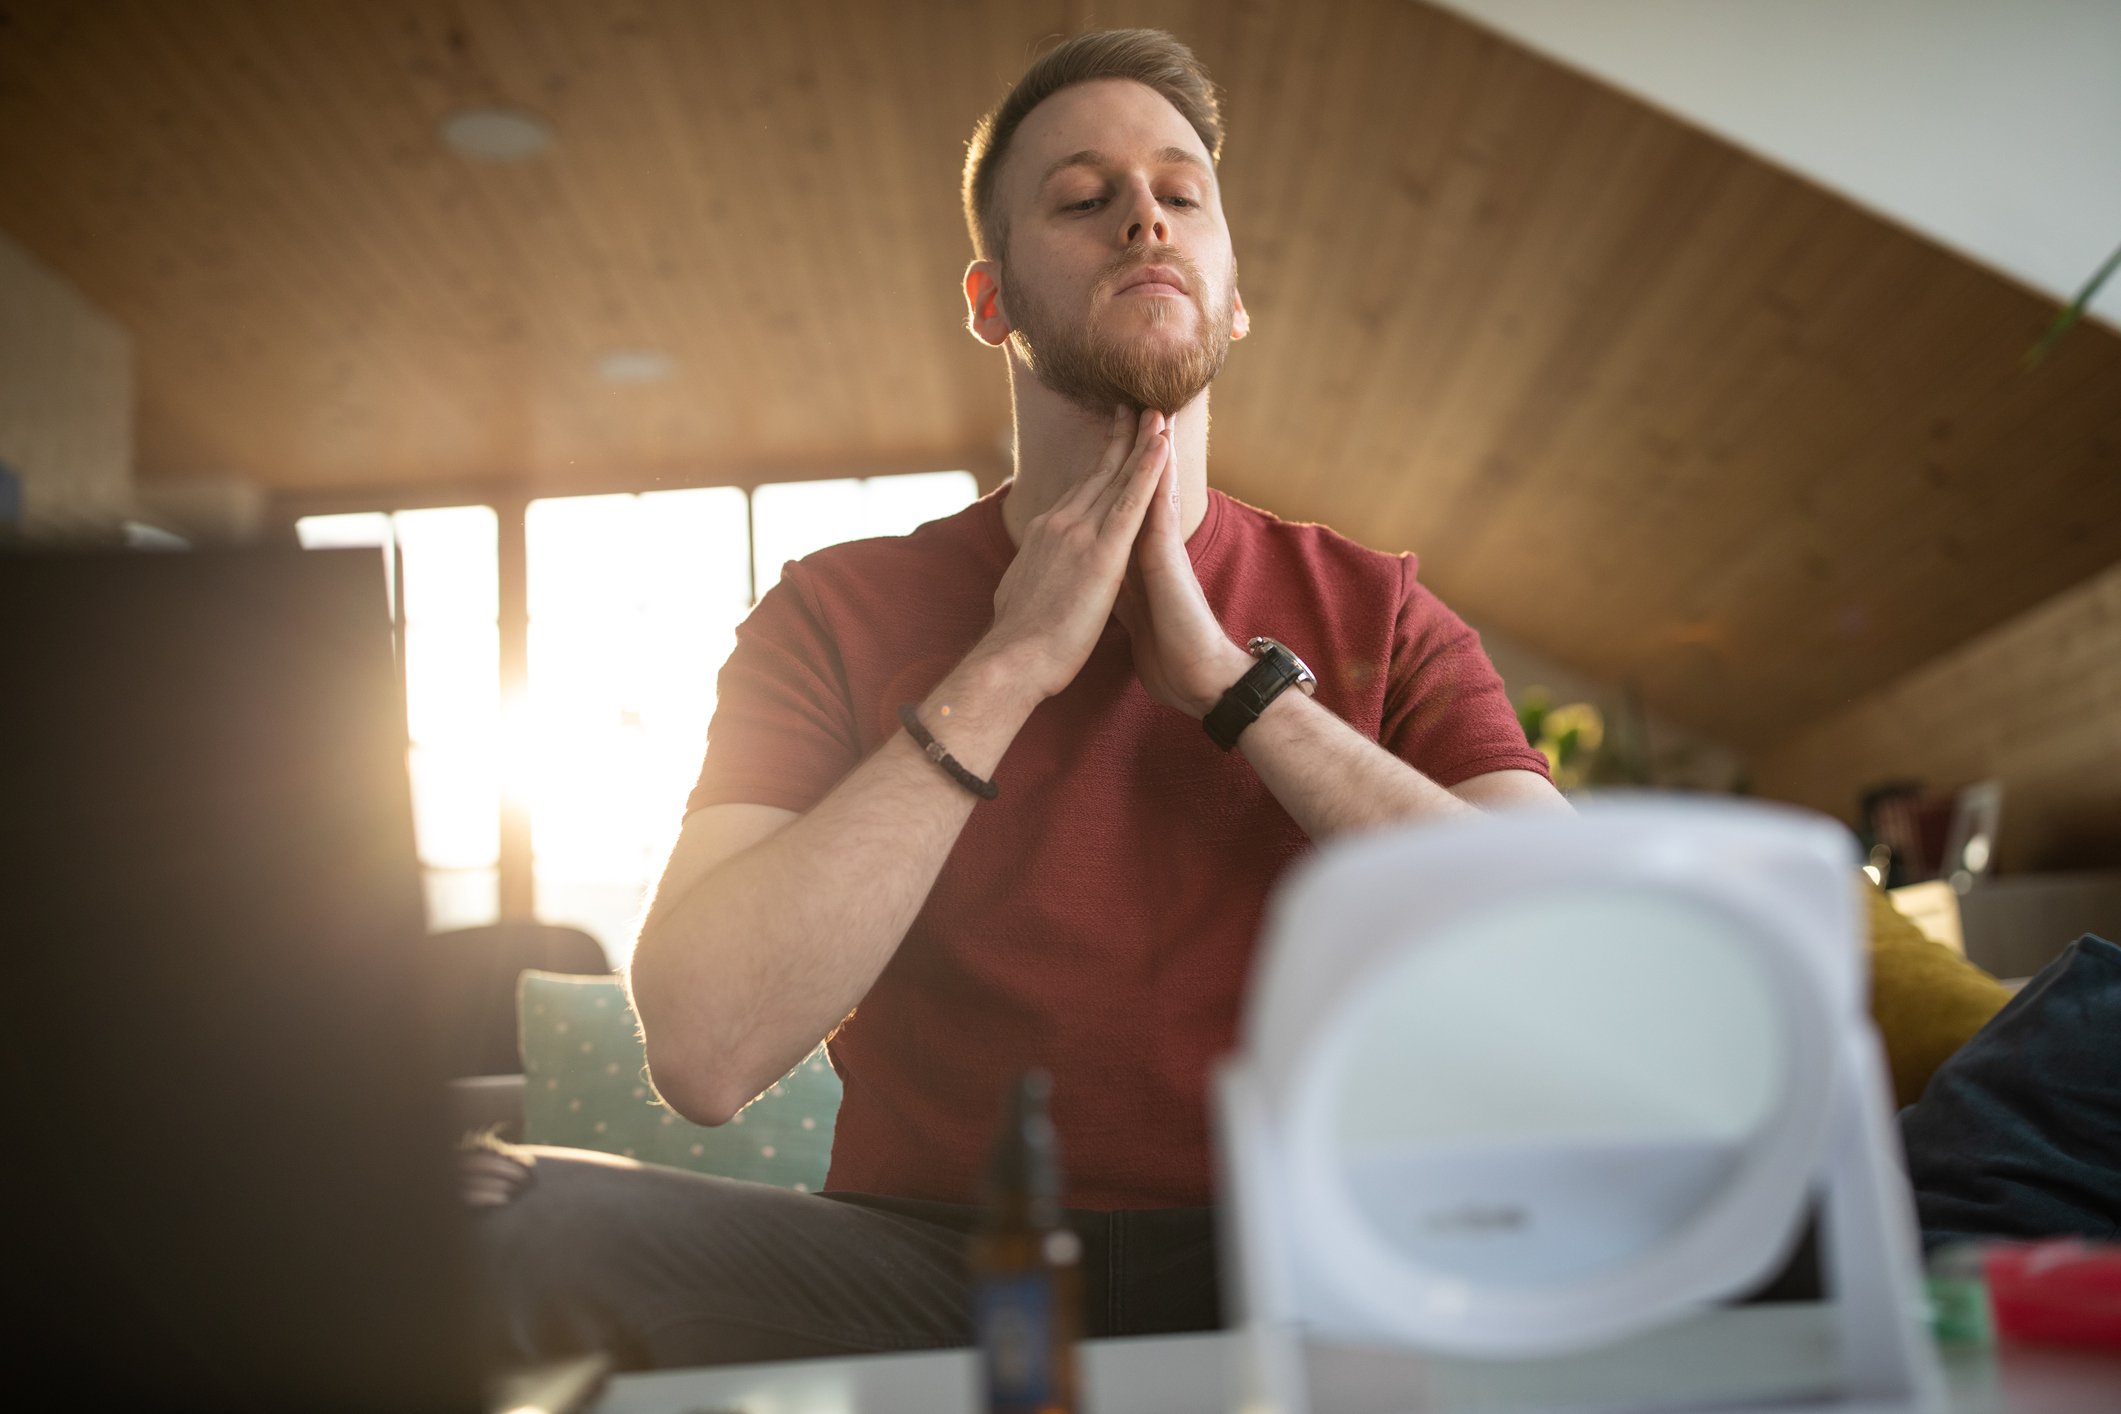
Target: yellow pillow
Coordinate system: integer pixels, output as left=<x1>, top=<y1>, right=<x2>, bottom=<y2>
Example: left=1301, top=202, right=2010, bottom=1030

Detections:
left=1864, top=882, right=2012, bottom=1108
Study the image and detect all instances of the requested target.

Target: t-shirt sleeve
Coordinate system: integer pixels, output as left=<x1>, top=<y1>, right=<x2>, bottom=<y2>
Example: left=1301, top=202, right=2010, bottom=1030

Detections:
left=685, top=567, right=865, bottom=816
left=1379, top=554, right=1551, bottom=788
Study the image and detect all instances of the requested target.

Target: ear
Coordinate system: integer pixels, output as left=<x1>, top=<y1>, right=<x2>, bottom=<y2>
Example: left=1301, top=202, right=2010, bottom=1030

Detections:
left=1231, top=286, right=1250, bottom=341
left=964, top=260, right=1012, bottom=347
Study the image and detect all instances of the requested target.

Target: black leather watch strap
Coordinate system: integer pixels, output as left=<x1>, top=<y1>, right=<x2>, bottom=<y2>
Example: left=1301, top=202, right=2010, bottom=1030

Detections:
left=1204, top=639, right=1314, bottom=751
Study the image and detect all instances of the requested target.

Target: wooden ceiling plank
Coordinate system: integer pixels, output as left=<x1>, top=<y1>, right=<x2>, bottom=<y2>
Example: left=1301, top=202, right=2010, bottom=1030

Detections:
left=1218, top=4, right=1516, bottom=527
left=439, top=0, right=735, bottom=470
left=1254, top=0, right=1465, bottom=507
left=46, top=1, right=499, bottom=481
left=513, top=0, right=764, bottom=469
left=1461, top=180, right=1954, bottom=647
left=213, top=0, right=606, bottom=480
left=1338, top=31, right=1647, bottom=552
left=642, top=0, right=820, bottom=457
left=790, top=0, right=962, bottom=456
left=1444, top=171, right=1868, bottom=646
left=833, top=0, right=977, bottom=457
left=725, top=0, right=894, bottom=449
left=1235, top=0, right=1422, bottom=483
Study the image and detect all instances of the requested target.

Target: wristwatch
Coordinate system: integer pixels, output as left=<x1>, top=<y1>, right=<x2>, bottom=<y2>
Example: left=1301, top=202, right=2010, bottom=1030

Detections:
left=1203, top=637, right=1317, bottom=751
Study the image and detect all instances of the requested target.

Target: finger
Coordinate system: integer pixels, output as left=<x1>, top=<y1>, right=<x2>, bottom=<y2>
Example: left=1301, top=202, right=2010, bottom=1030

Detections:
left=1112, top=568, right=1142, bottom=637
left=1058, top=404, right=1144, bottom=513
left=1140, top=435, right=1181, bottom=544
left=1107, top=403, right=1142, bottom=470
left=1124, top=428, right=1172, bottom=533
left=1135, top=455, right=1217, bottom=619
left=1092, top=415, right=1169, bottom=528
left=458, top=1144, right=532, bottom=1187
left=1133, top=472, right=1188, bottom=613
left=457, top=1157, right=528, bottom=1206
left=1083, top=407, right=1160, bottom=503
left=1068, top=402, right=1153, bottom=515
left=457, top=1170, right=524, bottom=1202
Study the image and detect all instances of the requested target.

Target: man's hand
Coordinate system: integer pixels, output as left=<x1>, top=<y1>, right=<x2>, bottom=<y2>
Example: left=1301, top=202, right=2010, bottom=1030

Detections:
left=1115, top=433, right=1250, bottom=717
left=457, top=1134, right=534, bottom=1208
left=978, top=406, right=1173, bottom=701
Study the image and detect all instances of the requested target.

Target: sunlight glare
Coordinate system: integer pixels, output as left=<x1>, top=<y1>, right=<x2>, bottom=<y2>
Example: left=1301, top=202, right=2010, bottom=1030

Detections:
left=524, top=488, right=754, bottom=915
left=751, top=470, right=976, bottom=593
left=395, top=505, right=498, bottom=622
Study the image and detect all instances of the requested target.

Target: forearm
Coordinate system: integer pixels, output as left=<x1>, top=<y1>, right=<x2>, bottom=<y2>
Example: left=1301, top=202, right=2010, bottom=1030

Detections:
left=637, top=410, right=1174, bottom=1122
left=633, top=648, right=1041, bottom=1123
left=1234, top=689, right=1480, bottom=841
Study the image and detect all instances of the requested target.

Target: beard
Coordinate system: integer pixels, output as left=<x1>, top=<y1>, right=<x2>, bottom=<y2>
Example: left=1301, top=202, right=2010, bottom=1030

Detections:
left=1002, top=249, right=1236, bottom=415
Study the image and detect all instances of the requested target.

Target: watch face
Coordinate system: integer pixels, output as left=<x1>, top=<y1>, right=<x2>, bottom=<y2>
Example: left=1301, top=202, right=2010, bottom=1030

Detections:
left=1248, top=637, right=1318, bottom=696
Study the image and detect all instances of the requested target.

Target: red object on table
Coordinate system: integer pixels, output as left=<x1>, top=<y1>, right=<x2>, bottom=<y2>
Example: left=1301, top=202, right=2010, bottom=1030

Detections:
left=1984, top=1240, right=2121, bottom=1350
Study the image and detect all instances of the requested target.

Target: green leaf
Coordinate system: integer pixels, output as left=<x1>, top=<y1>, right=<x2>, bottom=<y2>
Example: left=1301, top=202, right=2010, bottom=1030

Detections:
left=2024, top=237, right=2121, bottom=370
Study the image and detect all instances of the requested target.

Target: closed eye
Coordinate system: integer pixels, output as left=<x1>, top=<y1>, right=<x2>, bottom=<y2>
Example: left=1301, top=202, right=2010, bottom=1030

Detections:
left=1060, top=193, right=1200, bottom=213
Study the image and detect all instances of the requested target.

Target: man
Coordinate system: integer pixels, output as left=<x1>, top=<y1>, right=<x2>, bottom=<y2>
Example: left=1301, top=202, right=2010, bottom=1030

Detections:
left=476, top=28, right=1562, bottom=1370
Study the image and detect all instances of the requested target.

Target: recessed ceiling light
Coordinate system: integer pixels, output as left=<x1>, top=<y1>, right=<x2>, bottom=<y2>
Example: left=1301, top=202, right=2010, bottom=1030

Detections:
left=596, top=349, right=676, bottom=384
left=439, top=107, right=553, bottom=162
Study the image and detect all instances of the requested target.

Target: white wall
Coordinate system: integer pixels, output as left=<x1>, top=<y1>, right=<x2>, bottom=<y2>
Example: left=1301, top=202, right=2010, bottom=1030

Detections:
left=0, top=231, right=134, bottom=537
left=1434, top=0, right=2121, bottom=325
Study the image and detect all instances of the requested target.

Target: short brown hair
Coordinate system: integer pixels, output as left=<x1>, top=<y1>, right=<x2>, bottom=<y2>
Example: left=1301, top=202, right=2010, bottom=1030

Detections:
left=962, top=29, right=1224, bottom=263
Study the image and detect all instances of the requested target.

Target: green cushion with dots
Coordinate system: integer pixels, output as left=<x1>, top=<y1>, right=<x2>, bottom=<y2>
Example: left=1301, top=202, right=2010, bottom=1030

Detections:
left=515, top=968, right=840, bottom=1190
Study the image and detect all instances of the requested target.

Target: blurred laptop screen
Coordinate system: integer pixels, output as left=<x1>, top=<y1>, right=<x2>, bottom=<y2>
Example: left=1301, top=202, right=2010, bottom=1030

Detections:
left=0, top=548, right=482, bottom=1412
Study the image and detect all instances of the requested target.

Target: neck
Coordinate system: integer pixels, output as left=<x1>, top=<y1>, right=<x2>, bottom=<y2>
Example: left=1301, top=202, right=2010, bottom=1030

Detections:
left=998, top=358, right=1212, bottom=546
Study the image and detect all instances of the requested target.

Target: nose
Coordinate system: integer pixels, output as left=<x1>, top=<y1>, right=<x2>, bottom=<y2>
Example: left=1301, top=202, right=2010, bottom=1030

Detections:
left=1118, top=179, right=1168, bottom=247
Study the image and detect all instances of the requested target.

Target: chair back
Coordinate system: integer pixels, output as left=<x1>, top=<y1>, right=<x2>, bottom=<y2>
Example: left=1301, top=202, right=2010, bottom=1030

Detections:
left=428, top=921, right=611, bottom=1077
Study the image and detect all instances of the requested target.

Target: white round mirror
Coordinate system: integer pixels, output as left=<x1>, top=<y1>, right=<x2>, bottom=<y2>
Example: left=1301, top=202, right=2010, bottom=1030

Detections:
left=1322, top=886, right=1792, bottom=1289
left=1226, top=801, right=1885, bottom=1363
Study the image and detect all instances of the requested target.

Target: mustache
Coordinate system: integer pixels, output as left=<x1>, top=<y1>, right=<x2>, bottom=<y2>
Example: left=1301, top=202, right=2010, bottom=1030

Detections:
left=1096, top=247, right=1207, bottom=298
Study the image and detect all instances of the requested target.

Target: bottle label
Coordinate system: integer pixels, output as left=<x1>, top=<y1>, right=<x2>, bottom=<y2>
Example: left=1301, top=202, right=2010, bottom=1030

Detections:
left=974, top=1271, right=1056, bottom=1410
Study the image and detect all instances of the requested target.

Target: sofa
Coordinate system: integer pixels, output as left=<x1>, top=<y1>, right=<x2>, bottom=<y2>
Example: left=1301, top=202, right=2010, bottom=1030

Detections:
left=449, top=882, right=2015, bottom=1193
left=449, top=969, right=841, bottom=1192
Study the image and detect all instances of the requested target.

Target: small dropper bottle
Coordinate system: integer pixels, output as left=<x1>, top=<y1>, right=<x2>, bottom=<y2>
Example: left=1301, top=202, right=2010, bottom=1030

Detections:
left=969, top=1070, right=1083, bottom=1414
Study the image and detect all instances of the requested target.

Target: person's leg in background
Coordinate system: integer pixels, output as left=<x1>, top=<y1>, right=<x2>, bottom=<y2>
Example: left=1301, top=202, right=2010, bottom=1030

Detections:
left=467, top=1145, right=975, bottom=1370
left=1900, top=934, right=2121, bottom=1249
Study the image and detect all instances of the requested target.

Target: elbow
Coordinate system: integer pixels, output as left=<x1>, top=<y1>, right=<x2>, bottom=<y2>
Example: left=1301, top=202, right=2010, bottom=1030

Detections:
left=636, top=1017, right=755, bottom=1127
left=641, top=1024, right=790, bottom=1129
left=639, top=1030, right=743, bottom=1128
left=628, top=945, right=742, bottom=1128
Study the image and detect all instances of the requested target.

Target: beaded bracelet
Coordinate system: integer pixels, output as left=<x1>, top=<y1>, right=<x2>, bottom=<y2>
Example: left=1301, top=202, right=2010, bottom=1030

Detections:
left=898, top=703, right=1000, bottom=800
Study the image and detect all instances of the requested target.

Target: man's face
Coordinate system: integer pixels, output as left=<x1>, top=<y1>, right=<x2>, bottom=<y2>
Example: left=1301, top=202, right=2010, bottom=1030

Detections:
left=993, top=79, right=1243, bottom=415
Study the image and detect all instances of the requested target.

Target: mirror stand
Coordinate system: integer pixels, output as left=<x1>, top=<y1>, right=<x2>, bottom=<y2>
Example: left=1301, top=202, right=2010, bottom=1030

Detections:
left=1218, top=1029, right=1948, bottom=1414
left=1820, top=1027, right=1948, bottom=1412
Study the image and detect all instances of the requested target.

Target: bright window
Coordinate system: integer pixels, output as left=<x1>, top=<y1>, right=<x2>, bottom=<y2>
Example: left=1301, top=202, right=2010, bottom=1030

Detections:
left=304, top=470, right=978, bottom=964
left=296, top=505, right=500, bottom=930
left=524, top=487, right=752, bottom=958
left=751, top=471, right=981, bottom=592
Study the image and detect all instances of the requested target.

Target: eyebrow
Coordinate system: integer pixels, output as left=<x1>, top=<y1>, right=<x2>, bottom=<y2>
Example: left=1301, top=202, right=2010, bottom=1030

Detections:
left=1036, top=146, right=1214, bottom=191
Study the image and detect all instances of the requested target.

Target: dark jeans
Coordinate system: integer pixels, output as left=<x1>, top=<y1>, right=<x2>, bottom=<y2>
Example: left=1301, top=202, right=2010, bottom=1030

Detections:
left=1900, top=933, right=2121, bottom=1251
left=475, top=1146, right=1222, bottom=1371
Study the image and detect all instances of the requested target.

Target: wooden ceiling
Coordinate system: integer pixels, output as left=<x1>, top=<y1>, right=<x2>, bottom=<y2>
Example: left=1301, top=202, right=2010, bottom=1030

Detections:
left=2, top=0, right=2117, bottom=750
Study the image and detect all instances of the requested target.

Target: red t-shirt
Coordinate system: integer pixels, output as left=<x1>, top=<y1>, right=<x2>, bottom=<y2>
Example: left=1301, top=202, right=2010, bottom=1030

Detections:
left=687, top=485, right=1547, bottom=1208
